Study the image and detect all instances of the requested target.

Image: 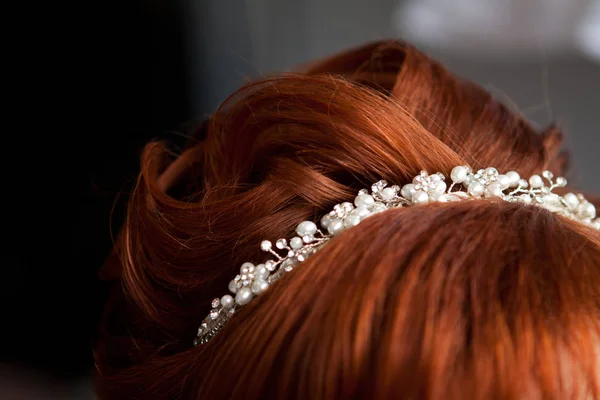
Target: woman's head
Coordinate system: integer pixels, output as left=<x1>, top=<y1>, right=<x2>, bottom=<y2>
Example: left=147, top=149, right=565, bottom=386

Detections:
left=95, top=41, right=600, bottom=399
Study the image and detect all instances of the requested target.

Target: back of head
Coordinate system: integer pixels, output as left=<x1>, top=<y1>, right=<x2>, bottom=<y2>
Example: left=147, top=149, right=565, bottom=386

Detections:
left=95, top=41, right=600, bottom=399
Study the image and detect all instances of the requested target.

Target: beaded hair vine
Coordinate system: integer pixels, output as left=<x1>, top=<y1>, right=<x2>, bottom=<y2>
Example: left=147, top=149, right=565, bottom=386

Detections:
left=194, top=166, right=599, bottom=345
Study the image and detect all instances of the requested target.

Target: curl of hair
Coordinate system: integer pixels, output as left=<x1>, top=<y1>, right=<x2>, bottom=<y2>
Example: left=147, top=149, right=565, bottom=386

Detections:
left=95, top=41, right=600, bottom=399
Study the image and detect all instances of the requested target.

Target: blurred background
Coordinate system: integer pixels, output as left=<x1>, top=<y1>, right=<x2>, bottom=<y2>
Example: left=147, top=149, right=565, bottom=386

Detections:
left=3, top=0, right=598, bottom=398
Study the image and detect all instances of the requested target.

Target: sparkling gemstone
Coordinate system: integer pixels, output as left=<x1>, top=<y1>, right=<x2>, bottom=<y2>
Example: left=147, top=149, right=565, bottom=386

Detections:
left=341, top=202, right=354, bottom=212
left=211, top=298, right=220, bottom=308
left=240, top=262, right=254, bottom=274
left=371, top=180, right=387, bottom=193
left=265, top=260, right=276, bottom=271
left=371, top=202, right=388, bottom=213
left=485, top=167, right=498, bottom=176
left=210, top=310, right=219, bottom=320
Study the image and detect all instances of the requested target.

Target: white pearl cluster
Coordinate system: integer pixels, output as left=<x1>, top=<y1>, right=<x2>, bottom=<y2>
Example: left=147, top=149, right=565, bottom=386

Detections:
left=194, top=166, right=599, bottom=345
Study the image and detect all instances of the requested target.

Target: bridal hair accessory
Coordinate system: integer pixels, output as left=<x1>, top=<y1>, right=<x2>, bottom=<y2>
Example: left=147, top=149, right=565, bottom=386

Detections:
left=194, top=166, right=598, bottom=345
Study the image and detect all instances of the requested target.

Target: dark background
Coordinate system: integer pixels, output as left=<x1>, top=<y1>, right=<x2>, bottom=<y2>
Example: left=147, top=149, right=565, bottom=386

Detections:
left=2, top=0, right=598, bottom=398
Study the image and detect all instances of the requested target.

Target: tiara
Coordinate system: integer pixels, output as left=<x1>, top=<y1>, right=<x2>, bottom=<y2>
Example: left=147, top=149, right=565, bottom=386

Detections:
left=194, top=166, right=598, bottom=345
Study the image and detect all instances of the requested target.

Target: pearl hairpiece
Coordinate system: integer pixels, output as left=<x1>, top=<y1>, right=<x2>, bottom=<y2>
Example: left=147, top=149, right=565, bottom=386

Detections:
left=194, top=166, right=598, bottom=345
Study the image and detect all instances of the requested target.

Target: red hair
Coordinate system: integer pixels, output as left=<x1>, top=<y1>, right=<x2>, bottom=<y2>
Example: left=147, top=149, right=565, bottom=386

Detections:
left=95, top=41, right=600, bottom=399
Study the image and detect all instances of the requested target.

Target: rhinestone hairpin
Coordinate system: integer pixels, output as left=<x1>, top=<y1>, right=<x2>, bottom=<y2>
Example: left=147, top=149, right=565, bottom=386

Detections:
left=194, top=166, right=598, bottom=345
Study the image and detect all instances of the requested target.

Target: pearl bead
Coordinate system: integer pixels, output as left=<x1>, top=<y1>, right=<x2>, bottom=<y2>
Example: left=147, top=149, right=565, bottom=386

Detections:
left=529, top=175, right=543, bottom=188
left=556, top=177, right=567, bottom=187
left=400, top=184, right=416, bottom=200
left=541, top=194, right=562, bottom=207
left=505, top=171, right=520, bottom=187
left=255, top=264, right=270, bottom=280
left=432, top=180, right=447, bottom=195
left=542, top=170, right=554, bottom=180
left=354, top=194, right=375, bottom=208
left=235, top=287, right=253, bottom=305
left=327, top=218, right=344, bottom=235
left=381, top=187, right=396, bottom=200
left=220, top=294, right=234, bottom=308
left=251, top=279, right=269, bottom=295
left=564, top=193, right=580, bottom=210
left=290, top=237, right=303, bottom=249
left=412, top=191, right=429, bottom=205
left=320, top=214, right=333, bottom=229
left=437, top=194, right=451, bottom=202
left=468, top=181, right=484, bottom=197
left=518, top=194, right=532, bottom=204
left=343, top=214, right=361, bottom=228
left=350, top=206, right=370, bottom=218
left=296, top=221, right=317, bottom=236
left=484, top=182, right=504, bottom=198
left=260, top=240, right=272, bottom=251
left=450, top=166, right=468, bottom=183
left=228, top=280, right=238, bottom=293
left=496, top=174, right=511, bottom=190
left=302, top=235, right=314, bottom=243
left=578, top=202, right=596, bottom=219
left=464, top=175, right=475, bottom=186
